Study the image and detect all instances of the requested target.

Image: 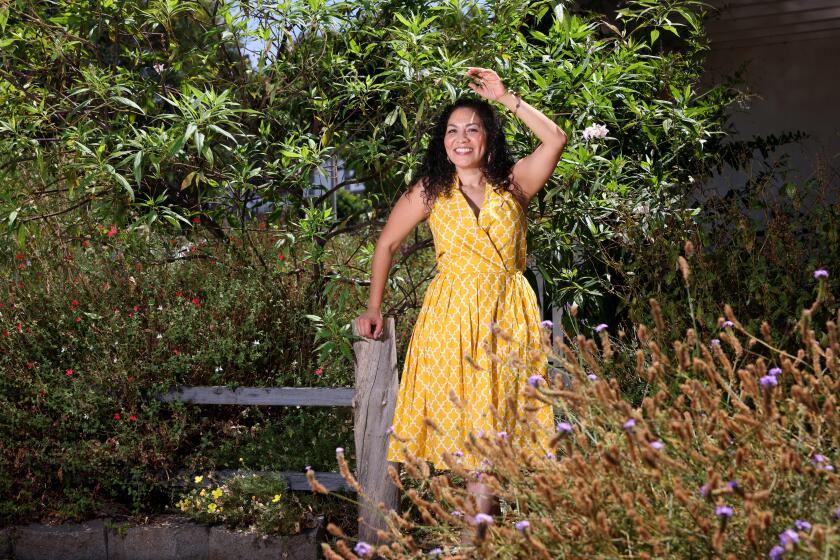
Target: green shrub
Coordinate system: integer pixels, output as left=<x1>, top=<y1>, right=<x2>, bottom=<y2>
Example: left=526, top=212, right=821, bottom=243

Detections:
left=0, top=227, right=356, bottom=524
left=176, top=472, right=307, bottom=535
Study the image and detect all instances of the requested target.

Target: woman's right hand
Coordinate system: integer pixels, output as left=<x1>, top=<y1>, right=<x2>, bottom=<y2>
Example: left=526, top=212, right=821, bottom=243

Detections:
left=355, top=308, right=384, bottom=340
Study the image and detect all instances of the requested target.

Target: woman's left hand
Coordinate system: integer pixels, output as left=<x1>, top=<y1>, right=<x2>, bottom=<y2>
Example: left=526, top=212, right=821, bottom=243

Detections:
left=466, top=67, right=508, bottom=101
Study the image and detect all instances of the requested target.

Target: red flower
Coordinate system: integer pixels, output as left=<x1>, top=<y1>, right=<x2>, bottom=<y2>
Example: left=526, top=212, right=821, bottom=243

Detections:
left=75, top=316, right=81, bottom=323
left=81, top=240, right=90, bottom=248
left=314, top=367, right=324, bottom=376
left=191, top=297, right=200, bottom=306
left=66, top=369, right=73, bottom=376
left=129, top=415, right=137, bottom=422
left=16, top=323, right=22, bottom=333
left=2, top=330, right=8, bottom=337
left=278, top=253, right=285, bottom=261
left=173, top=349, right=181, bottom=356
left=192, top=217, right=200, bottom=224
left=127, top=376, right=134, bottom=383
left=18, top=264, right=26, bottom=270
left=127, top=312, right=134, bottom=318
left=27, top=362, right=34, bottom=369
left=133, top=305, right=139, bottom=312
left=15, top=253, right=24, bottom=260
left=107, top=224, right=117, bottom=238
left=175, top=291, right=183, bottom=297
left=71, top=299, right=80, bottom=307
left=113, top=413, right=121, bottom=420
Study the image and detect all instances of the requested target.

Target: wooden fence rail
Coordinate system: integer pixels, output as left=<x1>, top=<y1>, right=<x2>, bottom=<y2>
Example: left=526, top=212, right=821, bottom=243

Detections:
left=160, top=317, right=400, bottom=544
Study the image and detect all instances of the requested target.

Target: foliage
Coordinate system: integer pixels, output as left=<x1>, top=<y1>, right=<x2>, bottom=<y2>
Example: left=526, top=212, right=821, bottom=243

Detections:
left=0, top=225, right=355, bottom=524
left=319, top=259, right=840, bottom=558
left=0, top=0, right=736, bottom=320
left=625, top=155, right=839, bottom=348
left=175, top=472, right=314, bottom=534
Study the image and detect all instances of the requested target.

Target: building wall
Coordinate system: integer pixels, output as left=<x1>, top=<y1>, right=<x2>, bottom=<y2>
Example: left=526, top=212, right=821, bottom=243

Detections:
left=702, top=0, right=840, bottom=189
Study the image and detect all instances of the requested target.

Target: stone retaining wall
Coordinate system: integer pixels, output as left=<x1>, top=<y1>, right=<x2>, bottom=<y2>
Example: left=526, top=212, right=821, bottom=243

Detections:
left=0, top=516, right=320, bottom=560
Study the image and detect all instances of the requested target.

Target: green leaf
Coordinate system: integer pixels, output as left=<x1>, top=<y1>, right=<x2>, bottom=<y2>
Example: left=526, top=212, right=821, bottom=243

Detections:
left=113, top=96, right=145, bottom=114
left=133, top=151, right=143, bottom=186
left=650, top=29, right=659, bottom=45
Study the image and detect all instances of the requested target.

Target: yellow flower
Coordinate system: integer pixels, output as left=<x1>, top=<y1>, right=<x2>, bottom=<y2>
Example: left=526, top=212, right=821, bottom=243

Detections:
left=194, top=475, right=203, bottom=483
left=211, top=488, right=223, bottom=499
left=207, top=503, right=217, bottom=513
left=272, top=494, right=282, bottom=503
left=199, top=489, right=206, bottom=497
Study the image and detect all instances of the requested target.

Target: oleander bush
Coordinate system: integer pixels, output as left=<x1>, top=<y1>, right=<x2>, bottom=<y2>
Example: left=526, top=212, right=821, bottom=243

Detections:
left=319, top=252, right=840, bottom=559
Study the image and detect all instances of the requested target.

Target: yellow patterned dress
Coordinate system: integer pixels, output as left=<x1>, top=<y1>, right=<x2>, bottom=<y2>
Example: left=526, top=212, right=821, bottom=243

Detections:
left=387, top=180, right=553, bottom=470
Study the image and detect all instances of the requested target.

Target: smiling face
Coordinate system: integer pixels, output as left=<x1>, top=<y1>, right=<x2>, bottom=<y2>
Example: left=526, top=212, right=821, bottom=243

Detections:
left=443, top=107, right=488, bottom=170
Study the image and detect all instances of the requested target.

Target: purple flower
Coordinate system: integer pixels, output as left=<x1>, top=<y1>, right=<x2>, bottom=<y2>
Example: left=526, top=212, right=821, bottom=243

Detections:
left=650, top=440, right=664, bottom=450
left=722, top=320, right=734, bottom=329
left=699, top=484, right=709, bottom=497
left=814, top=269, right=829, bottom=280
left=428, top=548, right=443, bottom=557
left=527, top=375, right=543, bottom=387
left=515, top=520, right=530, bottom=532
left=711, top=338, right=721, bottom=347
left=623, top=418, right=636, bottom=430
left=727, top=480, right=739, bottom=490
left=760, top=375, right=778, bottom=387
left=769, top=367, right=782, bottom=376
left=812, top=454, right=828, bottom=464
left=835, top=506, right=840, bottom=519
left=557, top=422, right=573, bottom=433
left=779, top=528, right=799, bottom=546
left=452, top=450, right=464, bottom=459
left=587, top=373, right=598, bottom=381
left=794, top=519, right=811, bottom=531
left=474, top=513, right=494, bottom=525
left=450, top=510, right=463, bottom=518
left=594, top=323, right=608, bottom=333
left=496, top=431, right=508, bottom=440
left=768, top=545, right=785, bottom=560
left=544, top=452, right=556, bottom=460
left=335, top=447, right=344, bottom=454
left=540, top=320, right=553, bottom=329
left=715, top=505, right=733, bottom=517
left=354, top=541, right=373, bottom=557
left=386, top=425, right=395, bottom=435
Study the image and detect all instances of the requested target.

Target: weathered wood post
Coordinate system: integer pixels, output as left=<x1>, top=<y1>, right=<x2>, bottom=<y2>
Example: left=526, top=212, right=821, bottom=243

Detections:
left=352, top=316, right=400, bottom=544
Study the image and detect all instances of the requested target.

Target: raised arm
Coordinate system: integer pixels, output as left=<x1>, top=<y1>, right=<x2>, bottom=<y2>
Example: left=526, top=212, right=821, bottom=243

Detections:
left=466, top=67, right=567, bottom=203
left=356, top=182, right=430, bottom=339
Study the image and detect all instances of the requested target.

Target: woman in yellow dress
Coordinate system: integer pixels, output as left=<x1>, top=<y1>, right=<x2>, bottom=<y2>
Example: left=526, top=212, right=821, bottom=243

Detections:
left=355, top=67, right=567, bottom=517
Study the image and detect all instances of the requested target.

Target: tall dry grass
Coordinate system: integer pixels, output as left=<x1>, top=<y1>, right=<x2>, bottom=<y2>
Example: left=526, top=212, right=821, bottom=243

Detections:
left=314, top=244, right=840, bottom=559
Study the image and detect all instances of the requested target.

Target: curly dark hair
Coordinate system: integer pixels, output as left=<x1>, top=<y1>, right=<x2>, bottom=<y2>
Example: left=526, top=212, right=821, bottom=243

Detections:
left=411, top=97, right=517, bottom=209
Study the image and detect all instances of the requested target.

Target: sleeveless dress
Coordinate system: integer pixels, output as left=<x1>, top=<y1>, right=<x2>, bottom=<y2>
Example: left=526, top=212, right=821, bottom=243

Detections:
left=387, top=180, right=554, bottom=470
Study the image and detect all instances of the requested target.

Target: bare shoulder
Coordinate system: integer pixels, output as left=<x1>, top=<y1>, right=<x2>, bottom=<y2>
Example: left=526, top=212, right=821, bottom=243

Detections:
left=402, top=178, right=432, bottom=218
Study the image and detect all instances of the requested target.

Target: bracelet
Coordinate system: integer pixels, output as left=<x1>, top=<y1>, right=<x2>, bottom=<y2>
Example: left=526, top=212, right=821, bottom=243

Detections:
left=505, top=91, right=521, bottom=116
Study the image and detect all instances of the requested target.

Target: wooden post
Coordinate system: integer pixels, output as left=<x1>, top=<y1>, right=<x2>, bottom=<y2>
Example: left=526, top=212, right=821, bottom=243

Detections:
left=352, top=316, right=400, bottom=544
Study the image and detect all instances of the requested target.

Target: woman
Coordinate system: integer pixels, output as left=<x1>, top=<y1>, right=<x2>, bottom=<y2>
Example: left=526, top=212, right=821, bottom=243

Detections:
left=355, top=67, right=567, bottom=517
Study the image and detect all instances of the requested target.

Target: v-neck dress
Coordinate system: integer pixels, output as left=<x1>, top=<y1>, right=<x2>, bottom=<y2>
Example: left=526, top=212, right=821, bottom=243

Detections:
left=387, top=181, right=553, bottom=470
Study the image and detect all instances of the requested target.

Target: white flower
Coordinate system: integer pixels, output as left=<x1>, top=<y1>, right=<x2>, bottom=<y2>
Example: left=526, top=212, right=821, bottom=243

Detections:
left=157, top=305, right=163, bottom=311
left=156, top=333, right=163, bottom=339
left=252, top=340, right=261, bottom=346
left=153, top=63, right=165, bottom=74
left=214, top=366, right=223, bottom=373
left=582, top=123, right=609, bottom=141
